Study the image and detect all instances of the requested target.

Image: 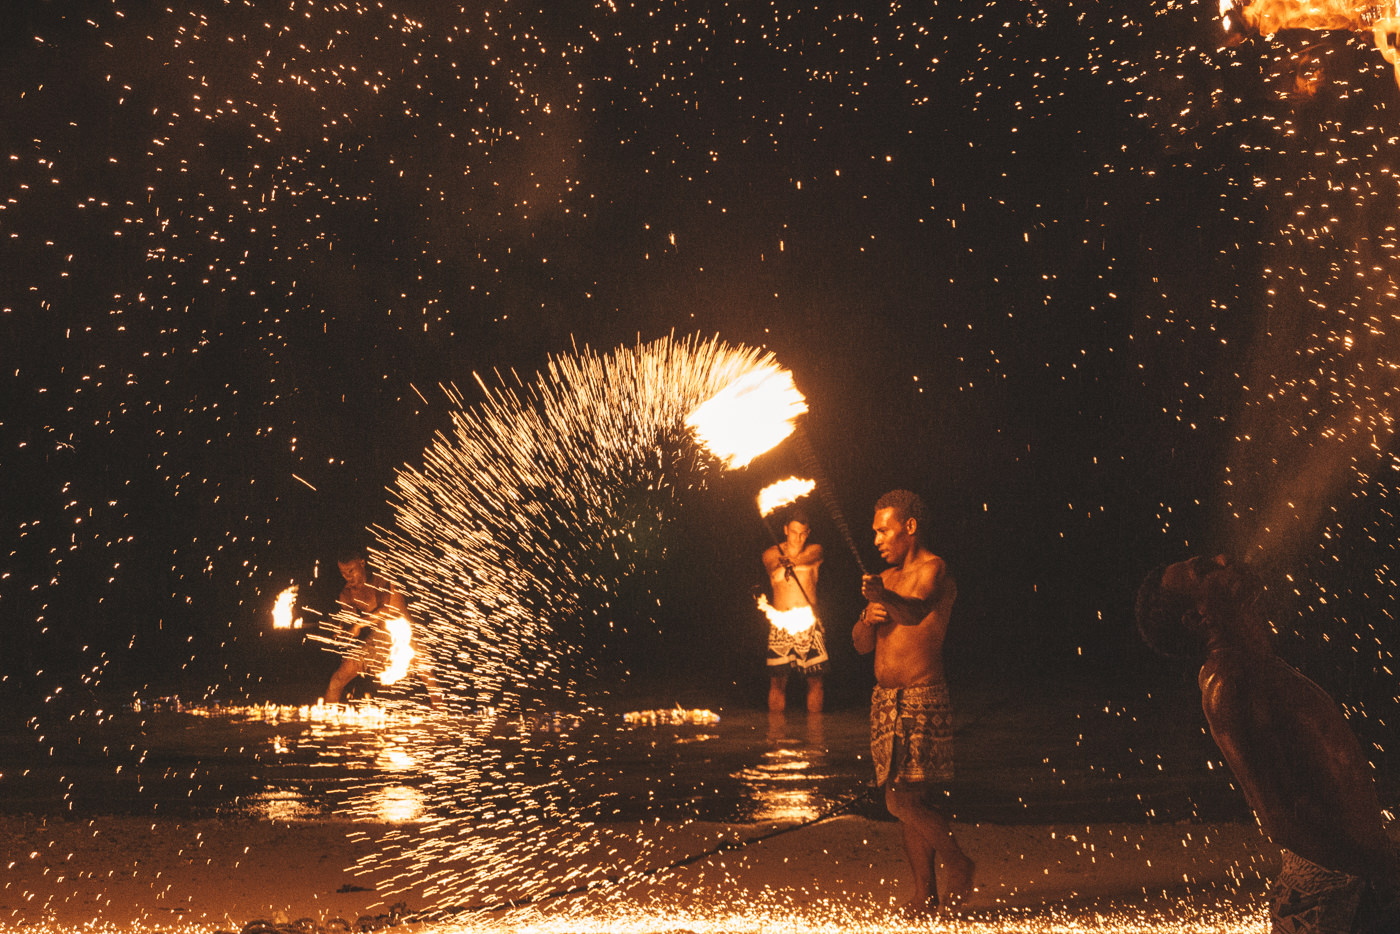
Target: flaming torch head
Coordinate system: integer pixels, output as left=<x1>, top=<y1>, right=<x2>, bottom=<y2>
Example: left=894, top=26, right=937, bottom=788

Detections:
left=757, top=476, right=816, bottom=518
left=272, top=586, right=303, bottom=629
left=378, top=614, right=416, bottom=685
left=685, top=364, right=807, bottom=469
left=756, top=594, right=817, bottom=635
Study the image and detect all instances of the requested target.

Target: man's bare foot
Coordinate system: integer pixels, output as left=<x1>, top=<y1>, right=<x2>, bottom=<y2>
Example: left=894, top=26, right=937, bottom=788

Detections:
left=939, top=853, right=976, bottom=908
left=896, top=896, right=938, bottom=919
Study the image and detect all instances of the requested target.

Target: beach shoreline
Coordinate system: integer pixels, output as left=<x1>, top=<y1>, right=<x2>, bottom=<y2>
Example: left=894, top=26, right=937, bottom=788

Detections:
left=1, top=812, right=1279, bottom=932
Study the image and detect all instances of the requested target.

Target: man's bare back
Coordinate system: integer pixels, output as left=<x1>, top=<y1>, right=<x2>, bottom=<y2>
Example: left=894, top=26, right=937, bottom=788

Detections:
left=1138, top=554, right=1399, bottom=923
left=1202, top=649, right=1395, bottom=881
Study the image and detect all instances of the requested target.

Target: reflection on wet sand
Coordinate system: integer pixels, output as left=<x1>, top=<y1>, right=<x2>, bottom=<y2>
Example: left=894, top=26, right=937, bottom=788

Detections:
left=732, top=713, right=832, bottom=824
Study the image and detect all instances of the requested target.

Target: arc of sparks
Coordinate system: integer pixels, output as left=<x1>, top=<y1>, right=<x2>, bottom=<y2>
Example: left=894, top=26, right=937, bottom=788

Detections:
left=684, top=364, right=807, bottom=469
left=757, top=476, right=816, bottom=518
left=359, top=335, right=809, bottom=911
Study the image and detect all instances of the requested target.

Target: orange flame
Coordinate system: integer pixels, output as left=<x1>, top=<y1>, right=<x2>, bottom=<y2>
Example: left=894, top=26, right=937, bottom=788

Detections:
left=1223, top=0, right=1363, bottom=33
left=757, top=476, right=816, bottom=517
left=272, top=586, right=302, bottom=629
left=756, top=594, right=816, bottom=635
left=1222, top=0, right=1400, bottom=86
left=378, top=615, right=416, bottom=685
left=685, top=364, right=807, bottom=469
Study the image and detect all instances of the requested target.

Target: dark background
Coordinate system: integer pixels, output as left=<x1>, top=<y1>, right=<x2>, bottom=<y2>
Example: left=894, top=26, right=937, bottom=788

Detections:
left=2, top=1, right=1397, bottom=797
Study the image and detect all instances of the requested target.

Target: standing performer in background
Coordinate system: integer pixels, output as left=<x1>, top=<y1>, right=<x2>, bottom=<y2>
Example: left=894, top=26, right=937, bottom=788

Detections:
left=1136, top=555, right=1399, bottom=933
left=854, top=490, right=974, bottom=913
left=324, top=545, right=440, bottom=704
left=763, top=508, right=827, bottom=713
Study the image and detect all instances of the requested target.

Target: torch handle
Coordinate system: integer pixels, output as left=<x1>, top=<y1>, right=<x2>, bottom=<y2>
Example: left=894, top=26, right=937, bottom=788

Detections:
left=796, top=426, right=869, bottom=575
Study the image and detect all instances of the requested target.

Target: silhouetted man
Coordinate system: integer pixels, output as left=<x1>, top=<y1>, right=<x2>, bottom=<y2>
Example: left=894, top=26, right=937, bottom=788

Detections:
left=1136, top=555, right=1399, bottom=933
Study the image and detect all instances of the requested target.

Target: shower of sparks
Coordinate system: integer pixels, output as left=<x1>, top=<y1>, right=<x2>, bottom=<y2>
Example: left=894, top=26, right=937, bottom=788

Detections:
left=685, top=365, right=808, bottom=470
left=271, top=585, right=303, bottom=630
left=280, top=906, right=1277, bottom=934
left=756, top=594, right=818, bottom=636
left=334, top=334, right=796, bottom=909
left=421, top=907, right=1273, bottom=934
left=5, top=0, right=1400, bottom=927
left=757, top=477, right=817, bottom=518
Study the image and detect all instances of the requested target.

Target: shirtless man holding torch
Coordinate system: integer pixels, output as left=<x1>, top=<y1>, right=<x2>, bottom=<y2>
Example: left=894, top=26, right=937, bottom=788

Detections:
left=853, top=489, right=974, bottom=913
left=763, top=508, right=827, bottom=713
left=324, top=546, right=439, bottom=704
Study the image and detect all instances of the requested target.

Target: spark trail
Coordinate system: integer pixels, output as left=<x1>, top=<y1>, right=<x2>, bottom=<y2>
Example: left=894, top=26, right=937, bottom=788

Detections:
left=349, top=334, right=796, bottom=910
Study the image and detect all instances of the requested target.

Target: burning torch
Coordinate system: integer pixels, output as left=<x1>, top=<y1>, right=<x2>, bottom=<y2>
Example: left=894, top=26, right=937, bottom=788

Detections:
left=272, top=585, right=304, bottom=630
left=686, top=361, right=869, bottom=574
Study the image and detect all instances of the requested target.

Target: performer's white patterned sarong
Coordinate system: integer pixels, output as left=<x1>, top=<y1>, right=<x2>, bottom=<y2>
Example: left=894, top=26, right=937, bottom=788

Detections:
left=766, top=619, right=828, bottom=674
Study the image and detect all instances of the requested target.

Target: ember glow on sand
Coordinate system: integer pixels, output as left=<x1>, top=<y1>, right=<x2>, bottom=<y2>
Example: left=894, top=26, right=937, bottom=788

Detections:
left=356, top=908, right=1272, bottom=934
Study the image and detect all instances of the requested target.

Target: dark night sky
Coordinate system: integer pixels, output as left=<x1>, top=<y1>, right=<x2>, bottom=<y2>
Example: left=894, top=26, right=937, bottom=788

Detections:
left=2, top=0, right=1398, bottom=787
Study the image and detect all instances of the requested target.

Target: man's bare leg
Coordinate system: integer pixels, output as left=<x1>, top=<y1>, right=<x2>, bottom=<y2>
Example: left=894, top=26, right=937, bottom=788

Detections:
left=898, top=820, right=938, bottom=910
left=888, top=784, right=975, bottom=907
left=768, top=672, right=788, bottom=712
left=324, top=657, right=362, bottom=704
left=805, top=674, right=824, bottom=713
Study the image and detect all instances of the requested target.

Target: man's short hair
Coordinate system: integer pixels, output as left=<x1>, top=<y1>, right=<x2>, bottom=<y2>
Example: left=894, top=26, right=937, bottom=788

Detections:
left=336, top=544, right=368, bottom=565
left=784, top=507, right=811, bottom=529
left=875, top=489, right=927, bottom=526
left=1134, top=563, right=1203, bottom=659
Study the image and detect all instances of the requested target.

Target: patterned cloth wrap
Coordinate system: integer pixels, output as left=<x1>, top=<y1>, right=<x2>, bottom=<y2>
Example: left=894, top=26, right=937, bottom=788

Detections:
left=870, top=681, right=954, bottom=787
left=766, top=618, right=829, bottom=674
left=1271, top=848, right=1400, bottom=934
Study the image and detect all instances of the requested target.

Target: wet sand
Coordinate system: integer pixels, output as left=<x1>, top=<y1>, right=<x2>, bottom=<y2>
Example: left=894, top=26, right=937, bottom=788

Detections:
left=1, top=811, right=1281, bottom=932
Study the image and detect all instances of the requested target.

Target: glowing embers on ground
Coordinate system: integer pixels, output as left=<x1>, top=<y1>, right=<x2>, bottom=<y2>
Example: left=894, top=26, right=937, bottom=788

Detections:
left=686, top=363, right=808, bottom=469
left=757, top=476, right=816, bottom=518
left=186, top=700, right=425, bottom=728
left=416, top=906, right=1271, bottom=933
left=621, top=707, right=721, bottom=726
